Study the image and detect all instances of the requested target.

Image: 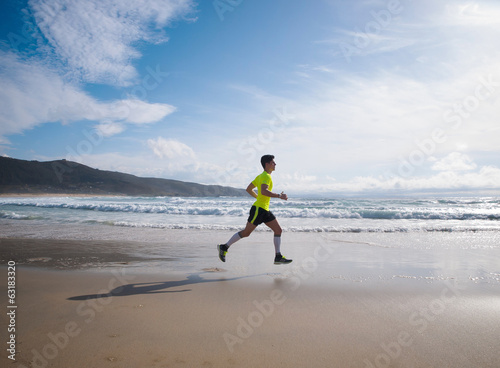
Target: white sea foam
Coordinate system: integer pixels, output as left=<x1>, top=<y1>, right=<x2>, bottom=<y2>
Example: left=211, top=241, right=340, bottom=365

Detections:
left=1, top=196, right=499, bottom=233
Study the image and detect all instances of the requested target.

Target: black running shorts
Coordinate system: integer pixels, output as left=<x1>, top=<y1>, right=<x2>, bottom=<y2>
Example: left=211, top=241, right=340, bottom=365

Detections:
left=247, top=205, right=276, bottom=226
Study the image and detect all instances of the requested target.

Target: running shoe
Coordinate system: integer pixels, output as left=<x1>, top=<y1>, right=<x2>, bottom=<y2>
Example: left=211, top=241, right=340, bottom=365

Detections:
left=274, top=253, right=292, bottom=265
left=217, top=244, right=228, bottom=262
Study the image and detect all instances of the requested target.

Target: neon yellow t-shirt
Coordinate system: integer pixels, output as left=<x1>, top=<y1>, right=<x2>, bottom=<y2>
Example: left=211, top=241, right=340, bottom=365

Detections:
left=251, top=171, right=273, bottom=211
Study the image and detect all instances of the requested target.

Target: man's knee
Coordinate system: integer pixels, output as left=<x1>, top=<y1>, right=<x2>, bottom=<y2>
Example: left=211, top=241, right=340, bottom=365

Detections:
left=238, top=230, right=250, bottom=238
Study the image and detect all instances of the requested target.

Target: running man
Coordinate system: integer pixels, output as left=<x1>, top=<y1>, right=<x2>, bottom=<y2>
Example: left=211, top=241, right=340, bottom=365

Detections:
left=217, top=155, right=292, bottom=265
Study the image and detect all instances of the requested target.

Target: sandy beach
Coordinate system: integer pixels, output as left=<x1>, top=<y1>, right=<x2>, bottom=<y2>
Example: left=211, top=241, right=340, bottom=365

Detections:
left=1, top=231, right=499, bottom=368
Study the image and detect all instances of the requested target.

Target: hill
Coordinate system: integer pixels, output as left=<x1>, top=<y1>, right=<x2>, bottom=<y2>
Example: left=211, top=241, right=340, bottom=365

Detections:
left=0, top=157, right=245, bottom=197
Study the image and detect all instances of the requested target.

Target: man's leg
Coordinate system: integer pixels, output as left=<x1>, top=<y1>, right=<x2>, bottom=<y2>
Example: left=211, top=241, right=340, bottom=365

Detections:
left=228, top=221, right=257, bottom=247
left=266, top=219, right=292, bottom=264
left=265, top=219, right=282, bottom=254
left=218, top=222, right=257, bottom=262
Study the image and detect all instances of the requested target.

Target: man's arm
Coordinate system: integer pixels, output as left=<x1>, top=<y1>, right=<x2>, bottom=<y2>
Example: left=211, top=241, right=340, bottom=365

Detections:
left=261, top=184, right=288, bottom=200
left=246, top=183, right=258, bottom=199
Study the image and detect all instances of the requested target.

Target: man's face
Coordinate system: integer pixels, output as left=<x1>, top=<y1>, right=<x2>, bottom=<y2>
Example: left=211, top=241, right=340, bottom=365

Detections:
left=266, top=160, right=276, bottom=172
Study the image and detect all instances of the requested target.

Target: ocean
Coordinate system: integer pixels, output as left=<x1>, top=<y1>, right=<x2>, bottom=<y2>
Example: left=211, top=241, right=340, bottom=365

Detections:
left=1, top=195, right=499, bottom=234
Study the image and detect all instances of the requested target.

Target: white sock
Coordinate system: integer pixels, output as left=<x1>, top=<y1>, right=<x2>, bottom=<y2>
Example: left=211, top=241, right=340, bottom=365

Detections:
left=274, top=235, right=281, bottom=254
left=226, top=232, right=241, bottom=248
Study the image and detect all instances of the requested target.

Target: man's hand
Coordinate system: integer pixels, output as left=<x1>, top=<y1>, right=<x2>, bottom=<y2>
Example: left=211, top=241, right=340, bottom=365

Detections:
left=279, top=192, right=288, bottom=200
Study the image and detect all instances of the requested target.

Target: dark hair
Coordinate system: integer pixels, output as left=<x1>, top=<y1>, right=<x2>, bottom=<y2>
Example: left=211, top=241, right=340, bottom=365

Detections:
left=261, top=154, right=275, bottom=169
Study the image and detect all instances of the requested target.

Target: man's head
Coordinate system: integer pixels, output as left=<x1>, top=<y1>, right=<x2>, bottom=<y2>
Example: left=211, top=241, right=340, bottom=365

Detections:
left=261, top=154, right=275, bottom=171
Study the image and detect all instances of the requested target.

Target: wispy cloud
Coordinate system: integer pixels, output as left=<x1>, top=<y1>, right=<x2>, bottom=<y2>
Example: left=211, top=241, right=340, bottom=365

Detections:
left=29, top=0, right=195, bottom=86
left=444, top=3, right=500, bottom=27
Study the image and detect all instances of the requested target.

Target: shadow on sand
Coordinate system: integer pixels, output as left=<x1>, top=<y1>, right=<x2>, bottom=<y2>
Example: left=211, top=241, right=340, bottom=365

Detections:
left=67, top=271, right=262, bottom=301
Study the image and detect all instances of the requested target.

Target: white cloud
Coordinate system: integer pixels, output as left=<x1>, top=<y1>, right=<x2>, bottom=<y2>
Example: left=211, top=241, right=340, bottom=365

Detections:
left=0, top=52, right=176, bottom=139
left=89, top=99, right=176, bottom=125
left=147, top=137, right=196, bottom=160
left=29, top=0, right=195, bottom=86
left=94, top=122, right=125, bottom=137
left=431, top=152, right=477, bottom=172
left=285, top=165, right=500, bottom=195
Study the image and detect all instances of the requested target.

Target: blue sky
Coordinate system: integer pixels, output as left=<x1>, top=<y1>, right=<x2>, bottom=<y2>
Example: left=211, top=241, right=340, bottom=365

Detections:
left=1, top=0, right=500, bottom=196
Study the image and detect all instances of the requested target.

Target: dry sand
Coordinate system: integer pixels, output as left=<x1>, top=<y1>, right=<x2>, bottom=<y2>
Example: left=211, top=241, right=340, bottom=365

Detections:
left=1, top=242, right=498, bottom=368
